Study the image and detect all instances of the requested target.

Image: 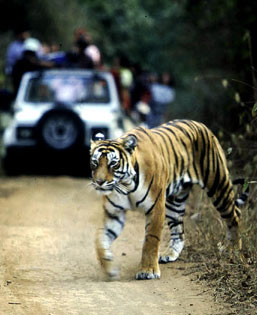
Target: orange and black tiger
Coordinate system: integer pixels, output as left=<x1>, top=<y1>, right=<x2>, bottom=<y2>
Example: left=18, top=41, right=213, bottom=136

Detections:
left=90, top=120, right=248, bottom=280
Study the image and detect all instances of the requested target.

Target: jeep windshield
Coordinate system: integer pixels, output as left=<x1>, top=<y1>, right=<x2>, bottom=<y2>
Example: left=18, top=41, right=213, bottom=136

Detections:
left=24, top=73, right=110, bottom=104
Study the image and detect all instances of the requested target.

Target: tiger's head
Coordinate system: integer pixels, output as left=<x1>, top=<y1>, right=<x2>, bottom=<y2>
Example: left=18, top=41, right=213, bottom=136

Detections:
left=90, top=134, right=138, bottom=195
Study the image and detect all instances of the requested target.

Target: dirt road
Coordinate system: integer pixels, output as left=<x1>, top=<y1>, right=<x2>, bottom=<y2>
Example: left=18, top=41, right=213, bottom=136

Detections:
left=0, top=176, right=226, bottom=315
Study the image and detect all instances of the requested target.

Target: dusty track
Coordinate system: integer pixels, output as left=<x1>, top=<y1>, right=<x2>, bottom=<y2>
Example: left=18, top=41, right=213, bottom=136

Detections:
left=0, top=176, right=226, bottom=314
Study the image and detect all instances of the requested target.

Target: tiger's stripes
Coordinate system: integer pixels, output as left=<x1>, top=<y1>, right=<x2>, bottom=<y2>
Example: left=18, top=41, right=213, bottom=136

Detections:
left=90, top=120, right=248, bottom=280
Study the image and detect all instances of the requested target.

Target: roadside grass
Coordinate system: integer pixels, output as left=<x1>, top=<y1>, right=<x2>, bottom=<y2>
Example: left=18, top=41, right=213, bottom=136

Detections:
left=182, top=184, right=257, bottom=315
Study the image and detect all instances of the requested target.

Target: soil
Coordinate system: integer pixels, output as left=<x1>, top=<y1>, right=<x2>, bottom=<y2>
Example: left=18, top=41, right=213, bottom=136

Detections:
left=0, top=176, right=228, bottom=315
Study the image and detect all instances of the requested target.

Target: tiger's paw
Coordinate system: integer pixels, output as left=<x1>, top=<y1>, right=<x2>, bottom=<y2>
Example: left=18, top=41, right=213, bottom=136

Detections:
left=99, top=257, right=120, bottom=280
left=135, top=267, right=160, bottom=280
left=107, top=267, right=120, bottom=280
left=159, top=239, right=184, bottom=264
left=159, top=252, right=179, bottom=264
left=97, top=252, right=120, bottom=280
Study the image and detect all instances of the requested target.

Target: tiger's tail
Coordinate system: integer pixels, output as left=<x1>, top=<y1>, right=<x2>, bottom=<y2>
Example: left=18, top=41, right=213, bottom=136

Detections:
left=233, top=178, right=249, bottom=207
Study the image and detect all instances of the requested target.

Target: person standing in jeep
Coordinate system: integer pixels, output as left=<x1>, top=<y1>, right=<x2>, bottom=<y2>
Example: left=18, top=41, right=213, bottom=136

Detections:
left=11, top=38, right=54, bottom=95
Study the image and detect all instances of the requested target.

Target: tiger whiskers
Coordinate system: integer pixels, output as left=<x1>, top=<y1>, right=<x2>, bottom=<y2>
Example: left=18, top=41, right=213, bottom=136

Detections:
left=90, top=181, right=98, bottom=190
left=114, top=183, right=129, bottom=195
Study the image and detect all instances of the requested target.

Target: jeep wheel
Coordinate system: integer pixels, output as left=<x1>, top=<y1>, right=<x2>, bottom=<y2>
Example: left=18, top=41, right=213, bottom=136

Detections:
left=38, top=111, right=84, bottom=150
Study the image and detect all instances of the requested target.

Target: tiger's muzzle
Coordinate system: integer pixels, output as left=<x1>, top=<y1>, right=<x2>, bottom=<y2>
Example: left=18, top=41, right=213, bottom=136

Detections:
left=92, top=179, right=115, bottom=194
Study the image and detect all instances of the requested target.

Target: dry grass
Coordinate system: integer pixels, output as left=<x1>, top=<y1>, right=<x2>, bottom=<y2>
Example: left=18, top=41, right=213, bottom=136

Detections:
left=181, top=184, right=257, bottom=314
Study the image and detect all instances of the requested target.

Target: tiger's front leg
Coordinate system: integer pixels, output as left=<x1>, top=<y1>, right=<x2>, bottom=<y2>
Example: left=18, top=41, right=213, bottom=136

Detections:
left=136, top=192, right=165, bottom=280
left=96, top=204, right=126, bottom=280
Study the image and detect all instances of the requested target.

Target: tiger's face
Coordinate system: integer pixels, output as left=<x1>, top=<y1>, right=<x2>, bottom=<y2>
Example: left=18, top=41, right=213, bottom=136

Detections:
left=90, top=134, right=138, bottom=195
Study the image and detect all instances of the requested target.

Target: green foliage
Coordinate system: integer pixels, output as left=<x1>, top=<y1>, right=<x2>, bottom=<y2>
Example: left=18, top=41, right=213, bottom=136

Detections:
left=252, top=102, right=257, bottom=117
left=0, top=0, right=88, bottom=47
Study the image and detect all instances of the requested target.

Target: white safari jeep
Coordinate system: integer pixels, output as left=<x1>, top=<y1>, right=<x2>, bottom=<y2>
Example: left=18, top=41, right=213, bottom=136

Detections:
left=2, top=69, right=125, bottom=173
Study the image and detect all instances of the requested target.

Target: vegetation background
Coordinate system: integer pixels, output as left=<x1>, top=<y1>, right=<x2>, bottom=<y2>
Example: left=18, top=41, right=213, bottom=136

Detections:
left=0, top=0, right=256, bottom=313
left=1, top=0, right=257, bottom=130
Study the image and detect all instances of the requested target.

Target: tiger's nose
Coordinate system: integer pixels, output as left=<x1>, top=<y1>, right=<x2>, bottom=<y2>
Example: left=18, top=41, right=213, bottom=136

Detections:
left=96, top=179, right=105, bottom=186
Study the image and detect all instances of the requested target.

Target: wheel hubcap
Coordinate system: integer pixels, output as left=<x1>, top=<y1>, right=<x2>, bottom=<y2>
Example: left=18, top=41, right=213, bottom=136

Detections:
left=42, top=115, right=78, bottom=149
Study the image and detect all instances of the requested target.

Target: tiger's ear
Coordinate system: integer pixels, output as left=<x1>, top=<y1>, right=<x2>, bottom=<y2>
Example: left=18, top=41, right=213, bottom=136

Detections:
left=123, top=134, right=138, bottom=153
left=90, top=140, right=96, bottom=154
left=90, top=139, right=96, bottom=149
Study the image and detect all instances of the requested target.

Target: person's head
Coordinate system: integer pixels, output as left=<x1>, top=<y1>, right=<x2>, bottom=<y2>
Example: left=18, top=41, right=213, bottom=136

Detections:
left=76, top=38, right=89, bottom=53
left=74, top=27, right=91, bottom=43
left=161, top=72, right=175, bottom=86
left=14, top=29, right=30, bottom=42
left=51, top=43, right=61, bottom=52
left=41, top=42, right=51, bottom=55
left=149, top=72, right=158, bottom=83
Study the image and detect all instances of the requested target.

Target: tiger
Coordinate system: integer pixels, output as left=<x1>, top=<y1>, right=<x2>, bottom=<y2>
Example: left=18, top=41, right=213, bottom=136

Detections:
left=90, top=119, right=248, bottom=280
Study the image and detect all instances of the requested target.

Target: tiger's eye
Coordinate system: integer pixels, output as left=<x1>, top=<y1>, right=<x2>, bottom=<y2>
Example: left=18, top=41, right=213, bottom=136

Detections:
left=109, top=160, right=119, bottom=169
left=91, top=159, right=98, bottom=170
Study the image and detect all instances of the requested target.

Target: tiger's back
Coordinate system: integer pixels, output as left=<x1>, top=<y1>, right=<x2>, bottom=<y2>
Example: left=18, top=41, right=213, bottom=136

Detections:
left=132, top=120, right=233, bottom=204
